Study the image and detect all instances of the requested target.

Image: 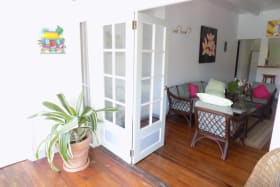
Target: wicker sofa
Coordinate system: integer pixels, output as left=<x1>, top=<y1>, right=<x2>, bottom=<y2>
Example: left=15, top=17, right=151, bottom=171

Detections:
left=166, top=79, right=277, bottom=127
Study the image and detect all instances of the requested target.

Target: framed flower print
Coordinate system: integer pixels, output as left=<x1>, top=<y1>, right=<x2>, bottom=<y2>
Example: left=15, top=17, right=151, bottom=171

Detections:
left=199, top=26, right=217, bottom=63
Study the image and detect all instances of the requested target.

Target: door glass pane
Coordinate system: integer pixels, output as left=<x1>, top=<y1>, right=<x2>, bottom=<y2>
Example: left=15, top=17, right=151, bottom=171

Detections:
left=140, top=104, right=150, bottom=128
left=142, top=53, right=152, bottom=77
left=116, top=104, right=125, bottom=128
left=105, top=101, right=113, bottom=122
left=155, top=25, right=164, bottom=51
left=116, top=52, right=125, bottom=76
left=143, top=23, right=153, bottom=50
left=104, top=77, right=112, bottom=99
left=116, top=78, right=125, bottom=103
left=115, top=23, right=126, bottom=49
left=154, top=52, right=163, bottom=77
left=153, top=76, right=162, bottom=100
left=104, top=52, right=112, bottom=74
left=141, top=79, right=150, bottom=104
left=103, top=25, right=112, bottom=49
left=152, top=101, right=161, bottom=123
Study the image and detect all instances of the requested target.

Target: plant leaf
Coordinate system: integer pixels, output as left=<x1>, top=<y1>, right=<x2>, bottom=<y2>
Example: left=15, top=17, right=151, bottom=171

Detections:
left=95, top=107, right=117, bottom=112
left=76, top=92, right=83, bottom=116
left=57, top=94, right=76, bottom=115
left=81, top=106, right=93, bottom=117
left=58, top=133, right=71, bottom=163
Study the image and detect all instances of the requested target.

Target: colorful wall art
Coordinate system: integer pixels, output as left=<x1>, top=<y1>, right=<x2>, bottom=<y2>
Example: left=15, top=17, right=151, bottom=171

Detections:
left=39, top=26, right=65, bottom=54
left=199, top=26, right=217, bottom=63
left=266, top=19, right=280, bottom=37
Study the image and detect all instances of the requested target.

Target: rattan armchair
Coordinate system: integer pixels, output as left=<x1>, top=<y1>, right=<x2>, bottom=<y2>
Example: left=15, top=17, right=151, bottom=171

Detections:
left=191, top=105, right=246, bottom=160
left=166, top=86, right=193, bottom=127
left=245, top=148, right=280, bottom=187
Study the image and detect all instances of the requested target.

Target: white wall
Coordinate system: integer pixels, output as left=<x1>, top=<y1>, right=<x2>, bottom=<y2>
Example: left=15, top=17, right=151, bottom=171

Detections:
left=164, top=0, right=238, bottom=86
left=238, top=9, right=280, bottom=39
left=0, top=0, right=192, bottom=166
left=0, top=0, right=83, bottom=165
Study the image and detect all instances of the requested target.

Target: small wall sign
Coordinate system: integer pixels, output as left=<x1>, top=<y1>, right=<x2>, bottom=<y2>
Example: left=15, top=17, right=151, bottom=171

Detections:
left=38, top=25, right=65, bottom=54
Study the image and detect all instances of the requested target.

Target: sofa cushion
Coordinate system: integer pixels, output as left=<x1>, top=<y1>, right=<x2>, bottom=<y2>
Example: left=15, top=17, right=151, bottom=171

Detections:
left=253, top=84, right=271, bottom=99
left=195, top=100, right=233, bottom=115
left=197, top=93, right=233, bottom=107
left=168, top=86, right=178, bottom=96
left=177, top=83, right=189, bottom=98
left=252, top=82, right=276, bottom=93
left=188, top=83, right=199, bottom=98
left=205, top=79, right=226, bottom=98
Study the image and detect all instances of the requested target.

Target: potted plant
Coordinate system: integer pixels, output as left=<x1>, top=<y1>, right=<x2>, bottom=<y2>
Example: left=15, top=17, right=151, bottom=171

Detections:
left=31, top=92, right=116, bottom=172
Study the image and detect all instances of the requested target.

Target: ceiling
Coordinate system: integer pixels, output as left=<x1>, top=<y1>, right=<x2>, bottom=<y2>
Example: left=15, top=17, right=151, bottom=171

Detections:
left=205, top=0, right=280, bottom=15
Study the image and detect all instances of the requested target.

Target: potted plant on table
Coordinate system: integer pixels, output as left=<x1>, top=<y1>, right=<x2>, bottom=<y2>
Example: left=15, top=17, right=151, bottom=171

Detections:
left=227, top=79, right=250, bottom=107
left=31, top=92, right=116, bottom=172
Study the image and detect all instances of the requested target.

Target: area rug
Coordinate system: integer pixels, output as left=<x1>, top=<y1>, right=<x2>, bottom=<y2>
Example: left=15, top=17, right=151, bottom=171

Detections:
left=244, top=118, right=274, bottom=149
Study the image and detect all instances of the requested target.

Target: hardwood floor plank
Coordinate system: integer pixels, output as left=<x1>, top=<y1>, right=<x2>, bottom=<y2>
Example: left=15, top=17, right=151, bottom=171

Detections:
left=137, top=118, right=266, bottom=187
left=0, top=146, right=165, bottom=187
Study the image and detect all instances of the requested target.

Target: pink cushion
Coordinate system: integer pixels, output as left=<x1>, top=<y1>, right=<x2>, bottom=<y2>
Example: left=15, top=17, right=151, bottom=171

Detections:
left=253, top=84, right=271, bottom=99
left=188, top=83, right=198, bottom=98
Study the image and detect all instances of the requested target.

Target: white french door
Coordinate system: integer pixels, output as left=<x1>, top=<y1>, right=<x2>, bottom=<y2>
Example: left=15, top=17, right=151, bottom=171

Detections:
left=101, top=18, right=134, bottom=163
left=100, top=12, right=167, bottom=164
left=132, top=13, right=167, bottom=163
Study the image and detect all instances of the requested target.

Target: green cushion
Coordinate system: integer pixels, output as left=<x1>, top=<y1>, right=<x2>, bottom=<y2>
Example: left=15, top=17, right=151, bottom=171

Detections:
left=168, top=86, right=178, bottom=96
left=177, top=83, right=189, bottom=98
left=205, top=79, right=226, bottom=98
left=191, top=81, right=206, bottom=93
left=251, top=98, right=268, bottom=104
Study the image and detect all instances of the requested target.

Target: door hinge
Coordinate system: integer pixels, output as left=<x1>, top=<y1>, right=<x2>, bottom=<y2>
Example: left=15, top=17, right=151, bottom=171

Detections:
left=132, top=20, right=137, bottom=30
left=130, top=149, right=134, bottom=157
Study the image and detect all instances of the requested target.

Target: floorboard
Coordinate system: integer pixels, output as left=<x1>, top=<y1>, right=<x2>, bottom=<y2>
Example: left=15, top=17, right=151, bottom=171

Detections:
left=137, top=116, right=268, bottom=187
left=0, top=147, right=166, bottom=187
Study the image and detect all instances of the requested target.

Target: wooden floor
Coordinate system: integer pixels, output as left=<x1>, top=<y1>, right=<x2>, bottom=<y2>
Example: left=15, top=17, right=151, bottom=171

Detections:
left=137, top=116, right=268, bottom=187
left=0, top=147, right=166, bottom=187
left=1, top=118, right=271, bottom=187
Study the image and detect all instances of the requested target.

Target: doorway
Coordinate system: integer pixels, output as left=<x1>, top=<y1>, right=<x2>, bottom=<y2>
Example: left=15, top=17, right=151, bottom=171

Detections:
left=235, top=39, right=261, bottom=82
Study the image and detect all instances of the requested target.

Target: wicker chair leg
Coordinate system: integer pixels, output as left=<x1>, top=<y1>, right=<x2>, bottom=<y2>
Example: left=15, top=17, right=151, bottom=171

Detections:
left=189, top=113, right=193, bottom=127
left=191, top=130, right=198, bottom=147
left=221, top=141, right=229, bottom=160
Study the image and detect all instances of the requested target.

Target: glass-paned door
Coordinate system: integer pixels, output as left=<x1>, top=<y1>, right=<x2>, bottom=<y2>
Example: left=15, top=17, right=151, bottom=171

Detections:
left=132, top=13, right=167, bottom=163
left=102, top=21, right=133, bottom=163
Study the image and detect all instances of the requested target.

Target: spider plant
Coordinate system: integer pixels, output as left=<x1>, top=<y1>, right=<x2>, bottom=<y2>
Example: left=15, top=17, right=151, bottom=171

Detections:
left=31, top=92, right=116, bottom=171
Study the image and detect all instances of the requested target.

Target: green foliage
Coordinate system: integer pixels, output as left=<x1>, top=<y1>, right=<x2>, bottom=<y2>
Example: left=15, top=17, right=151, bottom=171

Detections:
left=56, top=25, right=63, bottom=36
left=31, top=92, right=116, bottom=171
left=227, top=80, right=239, bottom=94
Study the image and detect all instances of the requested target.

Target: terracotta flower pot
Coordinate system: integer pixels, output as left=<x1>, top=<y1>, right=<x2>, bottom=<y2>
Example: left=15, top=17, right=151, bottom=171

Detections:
left=63, top=132, right=92, bottom=172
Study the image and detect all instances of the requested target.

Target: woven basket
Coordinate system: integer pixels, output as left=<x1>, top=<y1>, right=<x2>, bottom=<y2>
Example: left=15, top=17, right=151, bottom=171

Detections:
left=245, top=148, right=280, bottom=187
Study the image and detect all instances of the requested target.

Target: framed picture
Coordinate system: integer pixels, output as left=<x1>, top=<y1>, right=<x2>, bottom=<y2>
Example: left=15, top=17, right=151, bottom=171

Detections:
left=39, top=26, right=65, bottom=54
left=266, top=19, right=280, bottom=37
left=199, top=26, right=217, bottom=63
